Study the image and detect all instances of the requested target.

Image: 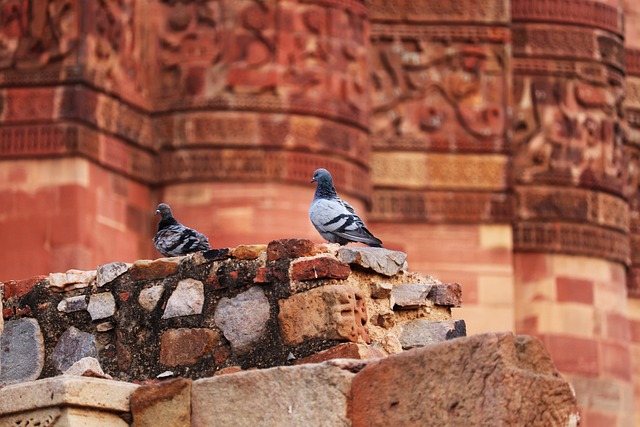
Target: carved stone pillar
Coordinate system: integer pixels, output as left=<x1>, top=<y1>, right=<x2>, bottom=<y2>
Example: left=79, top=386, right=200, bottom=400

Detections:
left=148, top=0, right=372, bottom=245
left=511, top=1, right=634, bottom=424
left=366, top=0, right=513, bottom=333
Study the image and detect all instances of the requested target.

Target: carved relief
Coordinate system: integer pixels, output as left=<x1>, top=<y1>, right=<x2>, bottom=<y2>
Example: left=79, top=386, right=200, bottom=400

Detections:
left=0, top=0, right=78, bottom=70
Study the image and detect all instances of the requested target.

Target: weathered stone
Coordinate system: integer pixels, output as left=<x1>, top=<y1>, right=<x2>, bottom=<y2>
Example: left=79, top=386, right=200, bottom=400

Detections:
left=214, top=286, right=270, bottom=354
left=0, top=318, right=44, bottom=386
left=192, top=364, right=354, bottom=426
left=138, top=285, right=165, bottom=311
left=129, top=258, right=181, bottom=281
left=87, top=292, right=117, bottom=320
left=351, top=333, right=579, bottom=426
left=48, top=269, right=96, bottom=292
left=97, top=262, right=130, bottom=287
left=296, top=343, right=385, bottom=365
left=267, top=238, right=316, bottom=261
left=64, top=356, right=111, bottom=379
left=290, top=255, right=351, bottom=281
left=3, top=275, right=47, bottom=299
left=57, top=295, right=88, bottom=313
left=52, top=326, right=98, bottom=373
left=214, top=366, right=243, bottom=376
left=391, top=283, right=433, bottom=309
left=162, top=279, right=204, bottom=319
left=337, top=247, right=407, bottom=276
left=370, top=281, right=393, bottom=299
left=231, top=244, right=267, bottom=260
left=278, top=285, right=369, bottom=345
left=191, top=248, right=231, bottom=266
left=131, top=378, right=191, bottom=427
left=428, top=282, right=463, bottom=307
left=399, top=319, right=466, bottom=349
left=160, top=328, right=219, bottom=367
left=96, top=321, right=114, bottom=332
left=0, top=376, right=138, bottom=424
left=0, top=295, right=3, bottom=338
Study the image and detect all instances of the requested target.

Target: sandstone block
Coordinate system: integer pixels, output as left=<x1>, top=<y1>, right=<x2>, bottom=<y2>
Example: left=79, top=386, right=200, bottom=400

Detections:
left=162, top=279, right=204, bottom=319
left=52, top=326, right=99, bottom=373
left=296, top=343, right=385, bottom=365
left=87, top=292, right=116, bottom=320
left=48, top=270, right=96, bottom=292
left=138, top=285, right=164, bottom=311
left=97, top=262, right=130, bottom=287
left=399, top=319, right=466, bottom=349
left=391, top=283, right=433, bottom=309
left=160, top=328, right=219, bottom=367
left=267, top=238, right=316, bottom=261
left=290, top=255, right=351, bottom=281
left=57, top=295, right=88, bottom=313
left=231, top=244, right=267, bottom=259
left=129, top=258, right=180, bottom=281
left=214, top=286, right=270, bottom=354
left=278, top=285, right=369, bottom=345
left=351, top=333, right=580, bottom=427
left=0, top=318, right=44, bottom=386
left=192, top=364, right=354, bottom=426
left=131, top=378, right=191, bottom=427
left=337, top=247, right=407, bottom=276
left=428, top=282, right=462, bottom=307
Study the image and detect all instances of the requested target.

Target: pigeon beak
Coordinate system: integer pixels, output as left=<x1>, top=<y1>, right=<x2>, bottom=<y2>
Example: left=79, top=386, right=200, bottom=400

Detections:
left=154, top=210, right=160, bottom=216
left=310, top=178, right=316, bottom=183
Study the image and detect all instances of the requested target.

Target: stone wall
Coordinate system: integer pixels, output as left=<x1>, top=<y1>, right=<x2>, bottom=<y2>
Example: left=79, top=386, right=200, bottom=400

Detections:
left=0, top=240, right=464, bottom=383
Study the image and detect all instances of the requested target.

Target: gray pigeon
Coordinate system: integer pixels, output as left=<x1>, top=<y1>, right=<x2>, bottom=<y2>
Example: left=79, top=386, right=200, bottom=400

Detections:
left=309, top=168, right=383, bottom=247
left=153, top=203, right=211, bottom=257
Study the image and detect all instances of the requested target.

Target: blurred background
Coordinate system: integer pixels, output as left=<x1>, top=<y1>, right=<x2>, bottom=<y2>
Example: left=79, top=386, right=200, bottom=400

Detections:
left=1, top=0, right=639, bottom=424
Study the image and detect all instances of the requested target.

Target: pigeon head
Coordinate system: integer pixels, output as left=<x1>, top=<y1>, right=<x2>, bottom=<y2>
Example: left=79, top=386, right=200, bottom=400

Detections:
left=311, top=168, right=338, bottom=199
left=311, top=168, right=333, bottom=185
left=155, top=203, right=174, bottom=219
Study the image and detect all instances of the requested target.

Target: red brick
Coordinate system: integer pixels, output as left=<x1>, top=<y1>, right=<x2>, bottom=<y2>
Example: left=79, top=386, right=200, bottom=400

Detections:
left=290, top=256, right=351, bottom=281
left=4, top=275, right=47, bottom=299
left=514, top=253, right=552, bottom=283
left=600, top=341, right=632, bottom=381
left=605, top=312, right=630, bottom=342
left=629, top=319, right=640, bottom=343
left=119, top=291, right=131, bottom=302
left=428, top=282, right=462, bottom=307
left=542, top=335, right=599, bottom=376
left=267, top=239, right=316, bottom=261
left=2, top=308, right=15, bottom=319
left=555, top=276, right=594, bottom=304
left=516, top=315, right=538, bottom=334
left=160, top=328, right=220, bottom=367
left=296, top=343, right=384, bottom=365
left=583, top=410, right=617, bottom=427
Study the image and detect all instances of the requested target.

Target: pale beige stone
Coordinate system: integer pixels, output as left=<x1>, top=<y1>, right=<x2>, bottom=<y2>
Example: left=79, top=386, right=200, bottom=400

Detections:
left=192, top=364, right=354, bottom=426
left=48, top=270, right=97, bottom=292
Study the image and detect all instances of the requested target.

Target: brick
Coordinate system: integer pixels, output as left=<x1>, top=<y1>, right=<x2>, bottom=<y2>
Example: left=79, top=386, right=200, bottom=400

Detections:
left=2, top=308, right=14, bottom=319
left=605, top=312, right=630, bottom=342
left=629, top=318, right=640, bottom=343
left=600, top=341, right=632, bottom=381
left=129, top=258, right=180, bottom=281
left=231, top=244, right=267, bottom=260
left=295, top=343, right=384, bottom=365
left=160, top=328, right=219, bottom=367
left=289, top=255, right=351, bottom=281
left=541, top=335, right=599, bottom=376
left=3, top=275, right=47, bottom=299
left=556, top=276, right=594, bottom=304
left=514, top=253, right=552, bottom=283
left=583, top=410, right=617, bottom=427
left=427, top=282, right=462, bottom=307
left=267, top=239, right=316, bottom=261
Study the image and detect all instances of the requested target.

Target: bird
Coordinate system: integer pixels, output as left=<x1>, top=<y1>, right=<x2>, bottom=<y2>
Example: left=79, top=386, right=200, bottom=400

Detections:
left=153, top=203, right=211, bottom=257
left=309, top=168, right=383, bottom=247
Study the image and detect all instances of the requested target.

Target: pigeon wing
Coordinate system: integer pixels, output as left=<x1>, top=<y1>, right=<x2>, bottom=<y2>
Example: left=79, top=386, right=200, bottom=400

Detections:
left=154, top=224, right=210, bottom=257
left=310, top=198, right=382, bottom=246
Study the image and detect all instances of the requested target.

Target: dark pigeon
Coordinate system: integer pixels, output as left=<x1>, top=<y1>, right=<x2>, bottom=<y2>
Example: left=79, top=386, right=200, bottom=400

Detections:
left=153, top=203, right=211, bottom=257
left=309, top=168, right=383, bottom=247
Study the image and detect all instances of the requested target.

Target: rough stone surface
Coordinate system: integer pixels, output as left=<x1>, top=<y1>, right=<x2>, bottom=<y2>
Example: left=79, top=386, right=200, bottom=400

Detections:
left=0, top=318, right=44, bottom=386
left=64, top=356, right=110, bottom=379
left=290, top=255, right=351, bottom=281
left=97, top=262, right=130, bottom=287
left=391, top=283, right=433, bottom=309
left=131, top=378, right=191, bottom=427
left=3, top=276, right=47, bottom=299
left=48, top=270, right=96, bottom=292
left=231, top=244, right=267, bottom=260
left=278, top=285, right=369, bottom=345
left=370, top=282, right=393, bottom=299
left=428, top=282, right=463, bottom=307
left=129, top=258, right=181, bottom=281
left=214, top=287, right=270, bottom=354
left=192, top=364, right=354, bottom=426
left=162, top=279, right=204, bottom=319
left=57, top=295, right=88, bottom=313
left=267, top=238, right=316, bottom=261
left=160, top=328, right=219, bottom=367
left=86, top=292, right=117, bottom=320
left=351, top=333, right=579, bottom=427
left=399, top=319, right=466, bottom=349
left=51, top=326, right=99, bottom=373
left=337, top=247, right=407, bottom=276
left=296, top=343, right=385, bottom=365
left=138, top=285, right=165, bottom=312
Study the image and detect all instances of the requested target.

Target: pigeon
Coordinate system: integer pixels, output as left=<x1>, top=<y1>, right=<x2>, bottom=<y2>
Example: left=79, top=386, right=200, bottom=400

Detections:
left=309, top=168, right=383, bottom=247
left=153, top=203, right=211, bottom=257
